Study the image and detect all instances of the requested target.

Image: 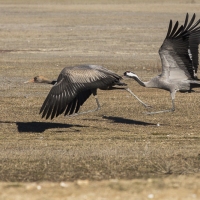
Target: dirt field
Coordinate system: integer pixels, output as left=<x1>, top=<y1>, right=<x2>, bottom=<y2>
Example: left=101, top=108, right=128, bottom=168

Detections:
left=0, top=0, right=200, bottom=199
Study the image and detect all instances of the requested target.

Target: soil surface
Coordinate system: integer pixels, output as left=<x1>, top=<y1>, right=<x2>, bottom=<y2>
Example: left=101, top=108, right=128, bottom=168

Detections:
left=0, top=1, right=200, bottom=199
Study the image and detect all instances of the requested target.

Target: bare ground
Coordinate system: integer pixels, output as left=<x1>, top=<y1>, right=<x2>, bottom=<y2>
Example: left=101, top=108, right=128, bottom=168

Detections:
left=0, top=1, right=200, bottom=199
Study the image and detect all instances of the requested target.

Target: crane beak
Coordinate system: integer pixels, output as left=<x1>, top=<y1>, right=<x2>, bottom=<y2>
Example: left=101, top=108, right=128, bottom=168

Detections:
left=24, top=78, right=34, bottom=83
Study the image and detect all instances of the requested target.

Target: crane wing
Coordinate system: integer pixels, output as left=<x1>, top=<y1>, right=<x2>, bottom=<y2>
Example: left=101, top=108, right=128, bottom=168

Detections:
left=159, top=13, right=200, bottom=81
left=40, top=65, right=122, bottom=119
left=189, top=30, right=200, bottom=76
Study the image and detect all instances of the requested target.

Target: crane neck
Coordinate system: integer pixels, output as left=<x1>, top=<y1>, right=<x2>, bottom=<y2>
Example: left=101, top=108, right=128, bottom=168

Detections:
left=131, top=73, right=159, bottom=88
left=135, top=75, right=160, bottom=88
left=41, top=78, right=56, bottom=85
left=131, top=75, right=147, bottom=87
left=50, top=80, right=57, bottom=85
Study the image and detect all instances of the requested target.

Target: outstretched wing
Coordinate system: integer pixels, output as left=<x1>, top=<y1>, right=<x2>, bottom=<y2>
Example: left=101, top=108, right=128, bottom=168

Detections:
left=40, top=65, right=122, bottom=119
left=189, top=28, right=200, bottom=76
left=159, top=13, right=200, bottom=81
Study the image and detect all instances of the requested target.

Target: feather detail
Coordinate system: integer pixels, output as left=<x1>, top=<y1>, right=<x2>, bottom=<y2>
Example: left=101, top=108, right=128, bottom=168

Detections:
left=40, top=65, right=124, bottom=119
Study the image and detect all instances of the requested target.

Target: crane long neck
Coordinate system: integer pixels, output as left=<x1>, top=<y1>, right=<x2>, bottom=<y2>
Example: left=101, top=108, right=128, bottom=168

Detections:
left=50, top=80, right=57, bottom=85
left=132, top=75, right=147, bottom=87
left=42, top=78, right=57, bottom=85
left=134, top=75, right=156, bottom=88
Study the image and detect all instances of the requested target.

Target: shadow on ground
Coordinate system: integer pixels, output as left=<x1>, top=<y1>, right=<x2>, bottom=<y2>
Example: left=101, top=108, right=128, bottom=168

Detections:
left=0, top=121, right=86, bottom=133
left=102, top=116, right=156, bottom=125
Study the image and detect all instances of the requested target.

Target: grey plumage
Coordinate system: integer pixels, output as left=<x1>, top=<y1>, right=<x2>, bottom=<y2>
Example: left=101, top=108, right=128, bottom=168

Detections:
left=26, top=65, right=149, bottom=119
left=124, top=13, right=200, bottom=114
left=41, top=65, right=122, bottom=119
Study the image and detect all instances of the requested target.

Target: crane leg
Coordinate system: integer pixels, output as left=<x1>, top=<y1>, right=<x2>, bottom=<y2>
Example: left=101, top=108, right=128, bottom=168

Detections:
left=145, top=93, right=175, bottom=115
left=125, top=88, right=151, bottom=108
left=94, top=94, right=101, bottom=110
left=68, top=91, right=101, bottom=117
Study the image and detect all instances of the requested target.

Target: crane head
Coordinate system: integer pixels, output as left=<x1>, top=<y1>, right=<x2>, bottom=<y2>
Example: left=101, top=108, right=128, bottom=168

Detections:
left=24, top=75, right=49, bottom=83
left=124, top=71, right=138, bottom=79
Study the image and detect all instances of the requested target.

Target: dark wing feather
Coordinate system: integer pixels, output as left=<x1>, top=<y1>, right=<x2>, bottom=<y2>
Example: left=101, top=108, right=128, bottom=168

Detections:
left=189, top=27, right=200, bottom=75
left=159, top=13, right=200, bottom=80
left=185, top=13, right=196, bottom=30
left=172, top=25, right=184, bottom=38
left=169, top=21, right=179, bottom=38
left=183, top=13, right=189, bottom=29
left=166, top=20, right=172, bottom=38
left=40, top=65, right=122, bottom=119
left=64, top=101, right=74, bottom=116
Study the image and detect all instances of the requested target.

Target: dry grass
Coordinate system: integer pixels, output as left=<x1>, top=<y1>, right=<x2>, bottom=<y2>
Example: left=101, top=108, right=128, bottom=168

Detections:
left=0, top=0, right=199, bottom=4
left=0, top=1, right=200, bottom=199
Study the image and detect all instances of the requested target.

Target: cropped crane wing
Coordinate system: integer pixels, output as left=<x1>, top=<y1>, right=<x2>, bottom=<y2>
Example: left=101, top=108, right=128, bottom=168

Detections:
left=189, top=28, right=200, bottom=76
left=159, top=13, right=200, bottom=81
left=40, top=65, right=122, bottom=119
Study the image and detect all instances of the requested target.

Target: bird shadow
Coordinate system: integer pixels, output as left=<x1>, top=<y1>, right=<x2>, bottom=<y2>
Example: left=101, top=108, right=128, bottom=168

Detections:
left=0, top=121, right=86, bottom=133
left=102, top=116, right=156, bottom=126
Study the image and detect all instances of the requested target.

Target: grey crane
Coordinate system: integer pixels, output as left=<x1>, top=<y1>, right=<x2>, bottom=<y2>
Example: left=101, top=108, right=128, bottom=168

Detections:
left=25, top=65, right=149, bottom=119
left=124, top=13, right=200, bottom=114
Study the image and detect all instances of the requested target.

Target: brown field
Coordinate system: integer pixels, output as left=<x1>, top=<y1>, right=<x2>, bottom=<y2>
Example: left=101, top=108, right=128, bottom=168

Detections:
left=0, top=0, right=200, bottom=199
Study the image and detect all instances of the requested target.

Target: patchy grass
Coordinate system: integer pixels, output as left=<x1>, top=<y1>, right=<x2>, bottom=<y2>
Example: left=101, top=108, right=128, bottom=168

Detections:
left=0, top=1, right=200, bottom=199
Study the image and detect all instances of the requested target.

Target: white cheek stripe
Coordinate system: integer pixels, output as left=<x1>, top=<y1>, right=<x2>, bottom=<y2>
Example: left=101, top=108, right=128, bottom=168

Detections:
left=126, top=72, right=137, bottom=78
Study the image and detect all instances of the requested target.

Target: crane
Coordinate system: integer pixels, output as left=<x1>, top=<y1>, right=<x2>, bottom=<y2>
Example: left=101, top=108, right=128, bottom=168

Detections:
left=124, top=13, right=200, bottom=114
left=25, top=65, right=149, bottom=119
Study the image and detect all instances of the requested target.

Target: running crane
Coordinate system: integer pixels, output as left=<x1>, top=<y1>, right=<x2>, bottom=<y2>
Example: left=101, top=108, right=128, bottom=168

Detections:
left=124, top=13, right=200, bottom=114
left=25, top=65, right=149, bottom=119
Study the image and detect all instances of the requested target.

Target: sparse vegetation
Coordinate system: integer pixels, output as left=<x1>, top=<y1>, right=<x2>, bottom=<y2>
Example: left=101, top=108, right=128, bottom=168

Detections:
left=0, top=1, right=200, bottom=199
